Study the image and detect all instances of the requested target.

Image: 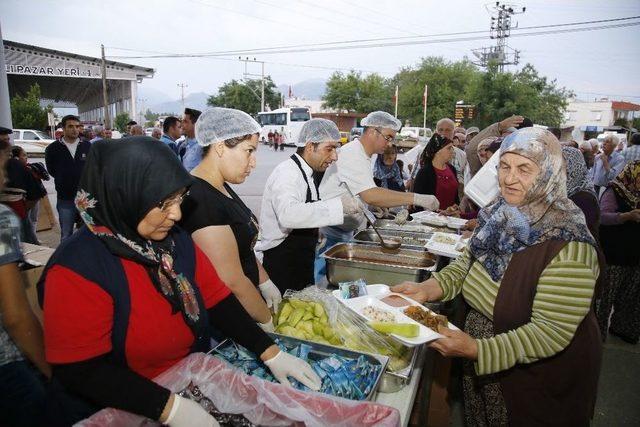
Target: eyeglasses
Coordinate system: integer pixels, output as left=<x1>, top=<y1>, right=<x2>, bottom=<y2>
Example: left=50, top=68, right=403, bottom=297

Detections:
left=157, top=190, right=189, bottom=212
left=374, top=128, right=395, bottom=143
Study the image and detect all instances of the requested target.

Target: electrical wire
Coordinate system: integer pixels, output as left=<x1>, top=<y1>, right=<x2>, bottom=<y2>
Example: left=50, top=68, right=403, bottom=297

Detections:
left=106, top=19, right=640, bottom=59
left=106, top=15, right=639, bottom=58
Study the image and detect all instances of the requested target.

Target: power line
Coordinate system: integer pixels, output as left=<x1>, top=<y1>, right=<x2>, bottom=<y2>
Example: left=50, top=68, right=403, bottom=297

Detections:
left=107, top=19, right=640, bottom=59
left=106, top=16, right=639, bottom=58
left=296, top=0, right=422, bottom=36
left=249, top=0, right=386, bottom=38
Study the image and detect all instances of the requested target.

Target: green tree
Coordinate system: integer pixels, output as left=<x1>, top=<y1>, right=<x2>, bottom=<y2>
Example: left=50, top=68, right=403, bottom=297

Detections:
left=323, top=71, right=393, bottom=113
left=114, top=112, right=131, bottom=132
left=632, top=117, right=640, bottom=131
left=144, top=109, right=160, bottom=127
left=207, top=77, right=281, bottom=115
left=394, top=57, right=479, bottom=128
left=467, top=63, right=572, bottom=128
left=10, top=83, right=52, bottom=130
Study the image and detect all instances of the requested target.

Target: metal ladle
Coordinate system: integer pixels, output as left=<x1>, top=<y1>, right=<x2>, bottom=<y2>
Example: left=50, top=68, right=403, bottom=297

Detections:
left=339, top=182, right=402, bottom=251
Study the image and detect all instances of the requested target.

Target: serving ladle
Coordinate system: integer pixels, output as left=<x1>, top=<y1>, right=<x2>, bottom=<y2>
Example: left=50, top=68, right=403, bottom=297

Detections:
left=339, top=182, right=402, bottom=251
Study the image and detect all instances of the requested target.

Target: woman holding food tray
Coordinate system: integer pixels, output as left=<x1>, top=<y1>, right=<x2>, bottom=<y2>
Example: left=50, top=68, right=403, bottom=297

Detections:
left=393, top=128, right=602, bottom=426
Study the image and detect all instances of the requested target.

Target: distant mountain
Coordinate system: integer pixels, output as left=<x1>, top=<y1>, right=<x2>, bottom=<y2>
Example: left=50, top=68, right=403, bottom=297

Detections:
left=138, top=87, right=173, bottom=108
left=149, top=92, right=210, bottom=115
left=278, top=78, right=326, bottom=100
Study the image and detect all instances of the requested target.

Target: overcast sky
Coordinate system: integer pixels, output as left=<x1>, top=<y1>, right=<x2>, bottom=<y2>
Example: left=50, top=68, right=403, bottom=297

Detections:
left=2, top=0, right=639, bottom=102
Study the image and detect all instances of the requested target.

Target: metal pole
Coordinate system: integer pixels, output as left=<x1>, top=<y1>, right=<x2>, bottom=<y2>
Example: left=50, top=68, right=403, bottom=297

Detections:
left=0, top=23, right=13, bottom=136
left=423, top=84, right=428, bottom=130
left=394, top=85, right=399, bottom=118
left=261, top=62, right=265, bottom=112
left=101, top=44, right=110, bottom=128
left=177, top=83, right=187, bottom=112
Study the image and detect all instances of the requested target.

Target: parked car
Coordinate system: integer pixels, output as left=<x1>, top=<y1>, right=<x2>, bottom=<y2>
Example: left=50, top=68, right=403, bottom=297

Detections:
left=12, top=129, right=56, bottom=156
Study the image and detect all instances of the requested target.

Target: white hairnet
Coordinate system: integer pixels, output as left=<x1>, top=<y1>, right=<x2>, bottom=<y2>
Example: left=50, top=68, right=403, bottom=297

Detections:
left=295, top=118, right=341, bottom=147
left=195, top=107, right=261, bottom=147
left=360, top=111, right=402, bottom=131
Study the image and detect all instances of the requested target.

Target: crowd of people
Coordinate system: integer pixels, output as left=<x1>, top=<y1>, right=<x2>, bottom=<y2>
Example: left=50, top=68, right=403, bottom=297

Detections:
left=0, top=103, right=638, bottom=426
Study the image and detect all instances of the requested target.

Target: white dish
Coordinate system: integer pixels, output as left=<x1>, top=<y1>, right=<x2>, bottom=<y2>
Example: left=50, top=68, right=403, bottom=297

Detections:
left=446, top=217, right=468, bottom=230
left=338, top=293, right=459, bottom=346
left=425, top=232, right=463, bottom=258
left=331, top=284, right=390, bottom=300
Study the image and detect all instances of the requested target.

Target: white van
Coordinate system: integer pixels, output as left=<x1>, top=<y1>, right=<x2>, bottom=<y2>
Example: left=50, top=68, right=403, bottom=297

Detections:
left=12, top=129, right=56, bottom=156
left=400, top=127, right=432, bottom=139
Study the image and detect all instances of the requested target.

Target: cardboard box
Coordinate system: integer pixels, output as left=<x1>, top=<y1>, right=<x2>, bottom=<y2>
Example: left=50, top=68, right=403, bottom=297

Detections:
left=20, top=243, right=55, bottom=324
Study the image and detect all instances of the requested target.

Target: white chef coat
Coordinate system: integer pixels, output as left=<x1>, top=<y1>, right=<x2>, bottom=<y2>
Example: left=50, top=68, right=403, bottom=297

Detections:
left=254, top=154, right=344, bottom=255
left=319, top=138, right=377, bottom=199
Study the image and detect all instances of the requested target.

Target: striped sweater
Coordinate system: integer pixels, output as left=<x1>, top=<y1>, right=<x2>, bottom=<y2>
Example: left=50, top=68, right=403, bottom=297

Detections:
left=432, top=241, right=598, bottom=376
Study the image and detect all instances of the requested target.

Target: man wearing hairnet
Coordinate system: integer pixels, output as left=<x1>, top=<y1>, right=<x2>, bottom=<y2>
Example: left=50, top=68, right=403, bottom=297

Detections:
left=255, top=118, right=361, bottom=293
left=315, top=111, right=439, bottom=281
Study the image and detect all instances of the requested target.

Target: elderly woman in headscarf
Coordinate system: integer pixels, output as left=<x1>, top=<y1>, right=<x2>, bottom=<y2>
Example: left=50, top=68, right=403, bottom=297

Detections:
left=597, top=160, right=640, bottom=344
left=393, top=128, right=601, bottom=426
left=38, top=138, right=320, bottom=426
left=373, top=144, right=405, bottom=192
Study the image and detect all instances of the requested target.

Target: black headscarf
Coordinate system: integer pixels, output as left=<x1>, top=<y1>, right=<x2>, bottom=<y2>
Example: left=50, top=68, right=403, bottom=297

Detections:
left=74, top=137, right=201, bottom=330
left=419, top=133, right=451, bottom=168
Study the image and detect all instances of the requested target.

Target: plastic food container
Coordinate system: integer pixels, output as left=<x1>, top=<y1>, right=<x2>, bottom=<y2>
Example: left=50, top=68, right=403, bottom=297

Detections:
left=464, top=148, right=501, bottom=208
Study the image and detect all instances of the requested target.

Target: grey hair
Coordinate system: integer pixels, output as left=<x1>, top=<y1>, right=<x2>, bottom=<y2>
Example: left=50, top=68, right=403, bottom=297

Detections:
left=578, top=140, right=592, bottom=151
left=603, top=134, right=620, bottom=145
left=436, top=118, right=455, bottom=128
left=151, top=127, right=162, bottom=138
left=93, top=125, right=105, bottom=136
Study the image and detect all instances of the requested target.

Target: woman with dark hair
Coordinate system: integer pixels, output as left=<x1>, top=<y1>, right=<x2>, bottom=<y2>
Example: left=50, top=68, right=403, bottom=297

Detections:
left=412, top=134, right=458, bottom=212
left=180, top=108, right=282, bottom=332
left=373, top=144, right=405, bottom=192
left=598, top=160, right=640, bottom=344
left=0, top=146, right=50, bottom=427
left=40, top=137, right=319, bottom=426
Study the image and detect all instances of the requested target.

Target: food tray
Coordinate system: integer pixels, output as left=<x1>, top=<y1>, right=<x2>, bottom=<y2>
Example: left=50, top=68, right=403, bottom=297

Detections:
left=353, top=229, right=433, bottom=251
left=212, top=333, right=389, bottom=401
left=373, top=219, right=437, bottom=234
left=335, top=294, right=458, bottom=346
left=425, top=232, right=467, bottom=258
left=322, top=243, right=437, bottom=286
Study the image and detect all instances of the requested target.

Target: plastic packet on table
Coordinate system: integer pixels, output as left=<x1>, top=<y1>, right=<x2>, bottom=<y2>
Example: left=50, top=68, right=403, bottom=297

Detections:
left=278, top=286, right=411, bottom=372
left=339, top=278, right=368, bottom=299
left=75, top=352, right=400, bottom=427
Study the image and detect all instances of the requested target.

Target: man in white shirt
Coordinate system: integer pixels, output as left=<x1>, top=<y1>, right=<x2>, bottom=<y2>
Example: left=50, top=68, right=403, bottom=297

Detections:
left=255, top=119, right=360, bottom=293
left=589, top=133, right=626, bottom=194
left=316, top=111, right=439, bottom=281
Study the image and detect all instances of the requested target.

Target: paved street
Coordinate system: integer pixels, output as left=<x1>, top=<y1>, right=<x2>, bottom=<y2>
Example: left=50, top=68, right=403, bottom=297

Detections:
left=35, top=142, right=300, bottom=247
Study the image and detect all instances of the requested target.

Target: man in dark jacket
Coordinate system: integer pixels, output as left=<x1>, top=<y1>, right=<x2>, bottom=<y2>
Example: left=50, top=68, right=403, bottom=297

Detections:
left=45, top=115, right=91, bottom=241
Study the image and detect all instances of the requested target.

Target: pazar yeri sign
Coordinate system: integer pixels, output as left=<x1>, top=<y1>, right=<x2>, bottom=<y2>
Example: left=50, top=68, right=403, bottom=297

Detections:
left=5, top=64, right=101, bottom=78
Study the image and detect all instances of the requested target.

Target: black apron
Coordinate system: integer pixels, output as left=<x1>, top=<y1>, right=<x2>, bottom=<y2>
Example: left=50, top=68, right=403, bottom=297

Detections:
left=263, top=155, right=320, bottom=294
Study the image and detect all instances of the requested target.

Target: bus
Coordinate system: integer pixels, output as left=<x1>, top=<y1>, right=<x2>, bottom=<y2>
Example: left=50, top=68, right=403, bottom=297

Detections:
left=256, top=107, right=311, bottom=146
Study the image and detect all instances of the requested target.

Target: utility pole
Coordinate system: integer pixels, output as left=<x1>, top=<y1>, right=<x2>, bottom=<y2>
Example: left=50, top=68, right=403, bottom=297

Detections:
left=422, top=85, right=428, bottom=130
left=177, top=83, right=188, bottom=112
left=239, top=57, right=266, bottom=112
left=472, top=2, right=525, bottom=72
left=393, top=85, right=399, bottom=118
left=101, top=44, right=110, bottom=128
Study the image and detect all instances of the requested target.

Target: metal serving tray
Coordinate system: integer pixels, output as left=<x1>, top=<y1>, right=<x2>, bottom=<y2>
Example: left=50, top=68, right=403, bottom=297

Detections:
left=379, top=345, right=419, bottom=393
left=212, top=333, right=389, bottom=401
left=353, top=229, right=433, bottom=251
left=373, top=219, right=437, bottom=234
left=322, top=242, right=437, bottom=286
